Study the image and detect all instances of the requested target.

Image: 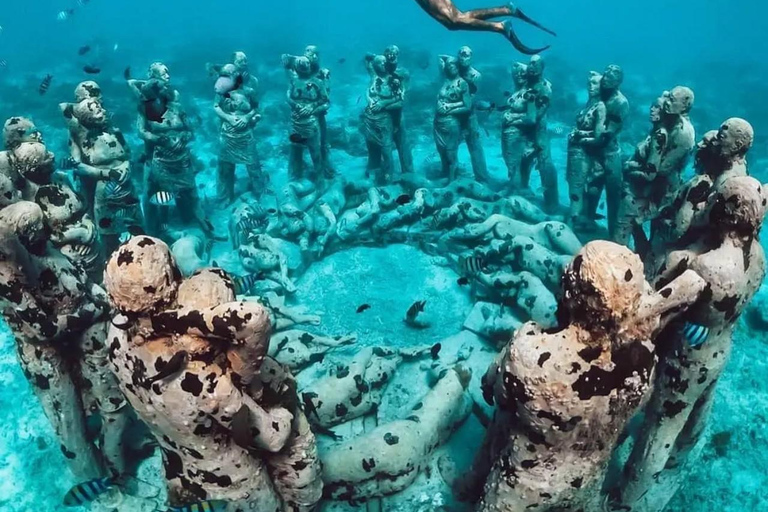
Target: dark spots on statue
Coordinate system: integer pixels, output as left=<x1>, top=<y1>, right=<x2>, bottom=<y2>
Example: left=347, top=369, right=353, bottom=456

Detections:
left=525, top=295, right=537, bottom=309
left=659, top=287, right=672, bottom=298
left=697, top=367, right=709, bottom=384
left=162, top=447, right=183, bottom=478
left=362, top=458, right=376, bottom=472
left=537, top=352, right=551, bottom=367
left=299, top=332, right=314, bottom=345
left=713, top=294, right=740, bottom=322
left=335, top=403, right=349, bottom=417
left=336, top=365, right=350, bottom=379
left=624, top=269, right=633, bottom=281
left=116, top=248, right=134, bottom=266
left=193, top=423, right=214, bottom=436
left=537, top=410, right=582, bottom=432
left=664, top=365, right=689, bottom=394
left=99, top=217, right=113, bottom=229
left=354, top=374, right=369, bottom=393
left=662, top=400, right=687, bottom=418
left=521, top=459, right=538, bottom=469
left=60, top=445, right=77, bottom=459
left=272, top=422, right=280, bottom=432
left=540, top=492, right=552, bottom=499
left=384, top=433, right=399, bottom=445
left=573, top=341, right=653, bottom=400
left=567, top=362, right=581, bottom=374
left=180, top=372, right=204, bottom=397
left=570, top=477, right=583, bottom=489
left=107, top=140, right=117, bottom=148
left=349, top=393, right=363, bottom=407
left=204, top=372, right=217, bottom=393
left=503, top=371, right=532, bottom=404
left=194, top=469, right=232, bottom=488
left=143, top=285, right=157, bottom=294
left=577, top=346, right=601, bottom=363
left=570, top=194, right=579, bottom=202
left=413, top=401, right=423, bottom=410
left=33, top=373, right=51, bottom=390
left=137, top=237, right=155, bottom=248
left=687, top=180, right=711, bottom=204
left=185, top=447, right=204, bottom=460
left=526, top=444, right=536, bottom=452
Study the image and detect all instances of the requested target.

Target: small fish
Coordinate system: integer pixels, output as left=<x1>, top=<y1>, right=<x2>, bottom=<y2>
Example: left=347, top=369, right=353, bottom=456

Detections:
left=459, top=254, right=486, bottom=275
left=150, top=191, right=176, bottom=206
left=127, top=225, right=145, bottom=236
left=146, top=351, right=188, bottom=384
left=456, top=277, right=470, bottom=286
left=83, top=65, right=101, bottom=75
left=682, top=322, right=709, bottom=348
left=231, top=404, right=254, bottom=450
left=289, top=133, right=307, bottom=144
left=167, top=500, right=229, bottom=512
left=63, top=477, right=116, bottom=506
left=77, top=0, right=91, bottom=5
left=301, top=391, right=321, bottom=421
left=77, top=45, right=91, bottom=56
left=123, top=66, right=131, bottom=80
left=356, top=95, right=362, bottom=105
left=39, top=74, right=53, bottom=95
left=57, top=9, right=75, bottom=21
left=70, top=243, right=93, bottom=256
left=232, top=273, right=263, bottom=295
left=0, top=60, right=7, bottom=69
left=113, top=43, right=119, bottom=52
left=104, top=180, right=125, bottom=198
left=395, top=194, right=412, bottom=206
left=337, top=58, right=346, bottom=64
left=406, top=300, right=426, bottom=321
left=356, top=304, right=371, bottom=313
left=430, top=342, right=442, bottom=360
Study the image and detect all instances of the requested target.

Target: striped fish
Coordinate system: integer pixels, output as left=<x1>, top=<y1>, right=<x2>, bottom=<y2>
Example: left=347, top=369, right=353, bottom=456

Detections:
left=167, top=500, right=229, bottom=512
left=232, top=273, right=264, bottom=295
left=63, top=477, right=115, bottom=506
left=104, top=180, right=126, bottom=198
left=682, top=322, right=709, bottom=348
left=70, top=243, right=93, bottom=257
left=459, top=254, right=486, bottom=275
left=150, top=191, right=177, bottom=207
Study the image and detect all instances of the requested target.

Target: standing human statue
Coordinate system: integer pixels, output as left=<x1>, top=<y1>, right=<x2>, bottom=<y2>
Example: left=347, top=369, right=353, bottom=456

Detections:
left=455, top=46, right=490, bottom=184
left=360, top=55, right=404, bottom=184
left=213, top=63, right=266, bottom=203
left=614, top=86, right=695, bottom=247
left=285, top=56, right=329, bottom=183
left=283, top=46, right=335, bottom=178
left=434, top=55, right=472, bottom=182
left=598, top=64, right=630, bottom=238
left=566, top=71, right=606, bottom=228
left=501, top=61, right=532, bottom=192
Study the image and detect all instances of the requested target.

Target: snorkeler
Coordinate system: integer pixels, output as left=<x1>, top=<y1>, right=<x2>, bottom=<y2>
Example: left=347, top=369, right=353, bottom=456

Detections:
left=414, top=0, right=555, bottom=54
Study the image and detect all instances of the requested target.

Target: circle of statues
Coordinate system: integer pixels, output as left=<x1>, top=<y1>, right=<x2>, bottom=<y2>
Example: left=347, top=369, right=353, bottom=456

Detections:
left=0, top=42, right=765, bottom=512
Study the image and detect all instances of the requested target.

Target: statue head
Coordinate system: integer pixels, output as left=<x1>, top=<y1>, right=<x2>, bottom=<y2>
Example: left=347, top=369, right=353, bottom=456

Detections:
left=561, top=241, right=646, bottom=335
left=177, top=268, right=236, bottom=309
left=512, top=62, right=528, bottom=88
left=649, top=95, right=665, bottom=124
left=662, top=86, right=694, bottom=116
left=104, top=236, right=182, bottom=316
left=587, top=71, right=602, bottom=99
left=73, top=98, right=108, bottom=128
left=295, top=56, right=313, bottom=78
left=601, top=64, right=624, bottom=91
left=13, top=142, right=54, bottom=185
left=3, top=117, right=42, bottom=150
left=716, top=118, right=753, bottom=159
left=148, top=62, right=170, bottom=83
left=457, top=46, right=473, bottom=68
left=708, top=176, right=767, bottom=240
left=74, top=81, right=102, bottom=103
left=527, top=55, right=545, bottom=80
left=0, top=201, right=48, bottom=255
left=440, top=56, right=460, bottom=78
left=0, top=173, right=20, bottom=208
left=372, top=55, right=389, bottom=77
left=35, top=184, right=83, bottom=232
left=233, top=51, right=248, bottom=69
left=304, top=45, right=320, bottom=68
left=384, top=45, right=400, bottom=65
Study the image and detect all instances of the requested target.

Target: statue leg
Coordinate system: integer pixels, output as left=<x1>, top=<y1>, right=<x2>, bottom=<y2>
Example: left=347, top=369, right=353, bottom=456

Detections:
left=501, top=128, right=524, bottom=189
left=289, top=142, right=304, bottom=181
left=614, top=184, right=648, bottom=247
left=365, top=140, right=382, bottom=179
left=306, top=132, right=324, bottom=185
left=217, top=161, right=236, bottom=204
left=536, top=137, right=559, bottom=213
left=392, top=110, right=414, bottom=174
left=603, top=148, right=623, bottom=238
left=465, top=113, right=490, bottom=183
left=434, top=119, right=460, bottom=181
left=566, top=144, right=589, bottom=224
left=16, top=341, right=105, bottom=480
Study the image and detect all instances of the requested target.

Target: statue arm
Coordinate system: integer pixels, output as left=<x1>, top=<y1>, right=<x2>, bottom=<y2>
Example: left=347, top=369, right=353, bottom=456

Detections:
left=150, top=301, right=272, bottom=344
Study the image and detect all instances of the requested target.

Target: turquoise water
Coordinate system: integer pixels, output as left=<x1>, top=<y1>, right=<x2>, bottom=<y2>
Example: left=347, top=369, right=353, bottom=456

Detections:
left=1, top=1, right=768, bottom=511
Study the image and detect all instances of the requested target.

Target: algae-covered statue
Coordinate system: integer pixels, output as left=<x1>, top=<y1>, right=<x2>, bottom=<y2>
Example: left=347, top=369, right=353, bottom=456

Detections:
left=213, top=63, right=265, bottom=203
left=361, top=55, right=404, bottom=184
left=455, top=46, right=490, bottom=184
left=459, top=241, right=706, bottom=511
left=0, top=200, right=129, bottom=480
left=414, top=0, right=555, bottom=53
left=614, top=86, right=696, bottom=247
left=434, top=55, right=471, bottom=182
left=567, top=71, right=606, bottom=228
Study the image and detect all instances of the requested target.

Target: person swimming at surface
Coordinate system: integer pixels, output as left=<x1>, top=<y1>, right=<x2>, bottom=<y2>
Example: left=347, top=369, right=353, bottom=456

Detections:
left=413, top=0, right=555, bottom=54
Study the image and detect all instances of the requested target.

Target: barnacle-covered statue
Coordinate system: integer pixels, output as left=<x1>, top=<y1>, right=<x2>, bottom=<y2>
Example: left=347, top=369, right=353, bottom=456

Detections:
left=463, top=241, right=705, bottom=511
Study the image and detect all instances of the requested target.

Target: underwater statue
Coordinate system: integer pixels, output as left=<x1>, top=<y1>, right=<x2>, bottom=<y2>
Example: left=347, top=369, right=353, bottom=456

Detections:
left=385, top=45, right=414, bottom=174
left=614, top=86, right=696, bottom=247
left=285, top=56, right=330, bottom=183
left=3, top=116, right=43, bottom=151
left=566, top=71, right=606, bottom=228
left=62, top=96, right=143, bottom=257
left=504, top=55, right=558, bottom=212
left=213, top=64, right=265, bottom=203
left=434, top=55, right=472, bottom=182
left=103, top=236, right=291, bottom=510
left=619, top=175, right=767, bottom=512
left=413, top=0, right=555, bottom=54
left=455, top=46, right=490, bottom=184
left=208, top=50, right=255, bottom=88
left=360, top=55, right=403, bottom=184
left=457, top=240, right=706, bottom=511
left=597, top=64, right=630, bottom=238
left=0, top=200, right=130, bottom=480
